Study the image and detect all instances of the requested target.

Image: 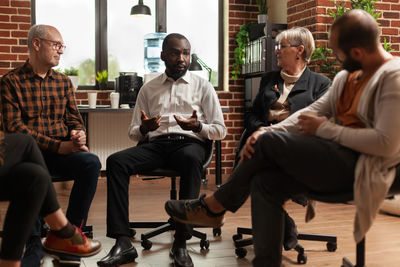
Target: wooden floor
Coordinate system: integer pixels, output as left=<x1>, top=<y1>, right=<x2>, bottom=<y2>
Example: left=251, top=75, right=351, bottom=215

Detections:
left=1, top=175, right=400, bottom=267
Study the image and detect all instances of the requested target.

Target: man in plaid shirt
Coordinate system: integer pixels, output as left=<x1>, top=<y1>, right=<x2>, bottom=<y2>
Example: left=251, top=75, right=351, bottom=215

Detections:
left=0, top=24, right=101, bottom=266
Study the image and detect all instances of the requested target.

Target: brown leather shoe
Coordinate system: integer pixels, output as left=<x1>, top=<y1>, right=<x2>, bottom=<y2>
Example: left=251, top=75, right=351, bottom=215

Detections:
left=43, top=226, right=101, bottom=257
left=165, top=194, right=225, bottom=228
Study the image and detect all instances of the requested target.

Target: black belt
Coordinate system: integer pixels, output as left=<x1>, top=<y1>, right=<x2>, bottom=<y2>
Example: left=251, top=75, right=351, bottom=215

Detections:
left=152, top=134, right=203, bottom=143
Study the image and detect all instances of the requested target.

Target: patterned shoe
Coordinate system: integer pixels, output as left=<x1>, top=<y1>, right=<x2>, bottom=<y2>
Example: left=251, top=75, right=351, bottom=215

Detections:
left=43, top=225, right=101, bottom=257
left=165, top=194, right=225, bottom=228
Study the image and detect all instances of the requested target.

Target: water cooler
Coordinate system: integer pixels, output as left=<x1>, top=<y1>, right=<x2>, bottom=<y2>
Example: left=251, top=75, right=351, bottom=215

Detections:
left=144, top=32, right=167, bottom=73
left=115, top=72, right=143, bottom=108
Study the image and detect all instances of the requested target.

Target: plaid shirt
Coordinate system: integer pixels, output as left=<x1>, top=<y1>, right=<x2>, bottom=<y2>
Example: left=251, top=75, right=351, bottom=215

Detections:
left=0, top=60, right=84, bottom=152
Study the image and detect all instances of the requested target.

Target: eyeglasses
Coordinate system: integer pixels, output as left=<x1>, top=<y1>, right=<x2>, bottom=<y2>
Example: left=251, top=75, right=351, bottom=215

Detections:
left=40, top=38, right=66, bottom=51
left=274, top=43, right=298, bottom=51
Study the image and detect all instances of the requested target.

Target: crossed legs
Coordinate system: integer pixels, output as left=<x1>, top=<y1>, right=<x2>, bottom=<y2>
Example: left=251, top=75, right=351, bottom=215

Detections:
left=166, top=131, right=359, bottom=266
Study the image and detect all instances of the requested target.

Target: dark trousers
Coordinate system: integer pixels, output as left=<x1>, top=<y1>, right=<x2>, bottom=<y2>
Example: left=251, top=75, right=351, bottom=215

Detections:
left=106, top=138, right=206, bottom=241
left=0, top=134, right=60, bottom=260
left=41, top=150, right=101, bottom=227
left=214, top=131, right=360, bottom=267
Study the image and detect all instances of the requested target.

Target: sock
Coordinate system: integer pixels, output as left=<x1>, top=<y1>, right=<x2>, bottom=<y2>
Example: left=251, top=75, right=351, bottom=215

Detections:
left=173, top=238, right=186, bottom=249
left=51, top=222, right=75, bottom=239
left=116, top=235, right=132, bottom=250
left=200, top=195, right=226, bottom=217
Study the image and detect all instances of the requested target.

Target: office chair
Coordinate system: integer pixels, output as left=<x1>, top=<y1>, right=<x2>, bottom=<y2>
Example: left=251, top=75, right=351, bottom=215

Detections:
left=129, top=139, right=222, bottom=250
left=232, top=205, right=337, bottom=264
left=232, top=130, right=337, bottom=264
left=233, top=170, right=400, bottom=266
left=306, top=170, right=400, bottom=267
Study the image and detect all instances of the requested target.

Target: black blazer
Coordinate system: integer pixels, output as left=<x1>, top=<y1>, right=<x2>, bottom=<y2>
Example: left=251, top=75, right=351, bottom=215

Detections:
left=244, top=67, right=331, bottom=135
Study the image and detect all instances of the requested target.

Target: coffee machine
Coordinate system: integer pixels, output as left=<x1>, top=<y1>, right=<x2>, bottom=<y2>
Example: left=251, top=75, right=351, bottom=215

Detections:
left=115, top=72, right=143, bottom=108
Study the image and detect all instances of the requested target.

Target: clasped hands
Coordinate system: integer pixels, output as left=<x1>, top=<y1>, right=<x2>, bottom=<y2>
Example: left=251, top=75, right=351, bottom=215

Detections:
left=240, top=112, right=326, bottom=162
left=139, top=109, right=200, bottom=135
left=58, top=129, right=89, bottom=155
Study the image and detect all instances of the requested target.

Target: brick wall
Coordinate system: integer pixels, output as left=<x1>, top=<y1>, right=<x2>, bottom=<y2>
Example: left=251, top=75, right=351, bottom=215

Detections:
left=4, top=1, right=398, bottom=177
left=216, top=0, right=259, bottom=176
left=287, top=0, right=400, bottom=56
left=0, top=0, right=30, bottom=75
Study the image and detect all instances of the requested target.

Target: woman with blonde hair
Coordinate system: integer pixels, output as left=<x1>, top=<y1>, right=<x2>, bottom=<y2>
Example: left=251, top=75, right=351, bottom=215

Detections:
left=236, top=26, right=331, bottom=250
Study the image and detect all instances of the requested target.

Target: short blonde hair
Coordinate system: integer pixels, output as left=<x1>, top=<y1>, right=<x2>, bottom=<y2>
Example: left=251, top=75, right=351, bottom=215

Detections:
left=275, top=27, right=315, bottom=63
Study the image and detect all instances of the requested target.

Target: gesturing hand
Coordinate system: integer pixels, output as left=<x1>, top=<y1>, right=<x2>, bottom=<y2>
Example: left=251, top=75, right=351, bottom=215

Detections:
left=140, top=110, right=161, bottom=135
left=174, top=110, right=200, bottom=131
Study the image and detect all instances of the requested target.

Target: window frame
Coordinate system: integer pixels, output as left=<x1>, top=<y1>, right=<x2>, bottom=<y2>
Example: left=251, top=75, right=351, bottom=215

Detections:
left=31, top=0, right=224, bottom=90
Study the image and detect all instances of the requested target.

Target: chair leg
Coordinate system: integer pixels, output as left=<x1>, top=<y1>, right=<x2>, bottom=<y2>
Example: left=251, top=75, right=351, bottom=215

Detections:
left=342, top=238, right=365, bottom=267
left=192, top=228, right=209, bottom=250
left=297, top=233, right=337, bottom=252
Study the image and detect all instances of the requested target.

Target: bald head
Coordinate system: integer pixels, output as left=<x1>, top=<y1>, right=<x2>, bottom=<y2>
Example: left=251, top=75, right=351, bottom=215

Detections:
left=27, top=24, right=60, bottom=52
left=331, top=9, right=380, bottom=53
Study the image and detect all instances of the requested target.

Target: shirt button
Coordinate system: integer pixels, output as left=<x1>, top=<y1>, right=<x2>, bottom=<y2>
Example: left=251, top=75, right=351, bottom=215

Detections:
left=42, top=96, right=46, bottom=100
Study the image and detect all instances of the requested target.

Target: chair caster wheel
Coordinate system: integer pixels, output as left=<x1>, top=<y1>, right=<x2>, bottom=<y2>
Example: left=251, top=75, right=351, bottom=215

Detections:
left=232, top=233, right=242, bottom=241
left=213, top=228, right=221, bottom=237
left=327, top=241, right=337, bottom=252
left=200, top=239, right=210, bottom=250
left=297, top=253, right=307, bottom=264
left=141, top=239, right=152, bottom=250
left=129, top=228, right=136, bottom=238
left=235, top=247, right=247, bottom=258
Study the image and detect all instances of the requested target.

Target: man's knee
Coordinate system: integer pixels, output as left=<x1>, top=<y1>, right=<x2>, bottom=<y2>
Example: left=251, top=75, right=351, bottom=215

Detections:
left=82, top=152, right=101, bottom=171
left=106, top=151, right=127, bottom=171
left=13, top=163, right=51, bottom=193
left=5, top=133, right=36, bottom=149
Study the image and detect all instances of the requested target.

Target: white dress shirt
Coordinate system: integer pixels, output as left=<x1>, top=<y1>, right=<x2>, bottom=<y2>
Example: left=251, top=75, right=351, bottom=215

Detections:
left=128, top=71, right=226, bottom=142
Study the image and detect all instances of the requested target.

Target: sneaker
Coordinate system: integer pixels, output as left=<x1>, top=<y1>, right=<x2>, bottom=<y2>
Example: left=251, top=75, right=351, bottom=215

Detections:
left=165, top=195, right=225, bottom=228
left=43, top=225, right=101, bottom=257
left=21, top=235, right=44, bottom=267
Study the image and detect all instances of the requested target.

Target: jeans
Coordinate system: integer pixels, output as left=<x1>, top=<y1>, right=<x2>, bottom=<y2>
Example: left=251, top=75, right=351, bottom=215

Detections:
left=42, top=150, right=101, bottom=227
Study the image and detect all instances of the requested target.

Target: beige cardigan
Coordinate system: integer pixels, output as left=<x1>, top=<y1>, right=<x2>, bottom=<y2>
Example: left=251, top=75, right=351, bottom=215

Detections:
left=264, top=57, right=400, bottom=242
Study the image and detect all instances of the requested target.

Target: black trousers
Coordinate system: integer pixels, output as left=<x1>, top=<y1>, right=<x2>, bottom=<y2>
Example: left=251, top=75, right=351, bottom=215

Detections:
left=106, top=138, right=206, bottom=241
left=214, top=131, right=360, bottom=267
left=0, top=134, right=60, bottom=260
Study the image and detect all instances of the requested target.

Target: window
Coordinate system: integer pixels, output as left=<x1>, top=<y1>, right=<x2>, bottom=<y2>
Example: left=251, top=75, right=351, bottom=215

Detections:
left=33, top=0, right=222, bottom=89
left=167, top=0, right=219, bottom=85
left=108, top=0, right=156, bottom=79
left=35, top=0, right=95, bottom=85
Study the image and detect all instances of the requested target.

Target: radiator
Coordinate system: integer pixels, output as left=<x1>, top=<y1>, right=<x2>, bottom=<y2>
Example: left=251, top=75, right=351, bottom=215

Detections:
left=88, top=112, right=137, bottom=170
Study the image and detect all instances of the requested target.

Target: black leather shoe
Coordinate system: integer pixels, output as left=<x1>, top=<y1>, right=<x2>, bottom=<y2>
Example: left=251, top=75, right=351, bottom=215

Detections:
left=169, top=247, right=193, bottom=267
left=97, top=244, right=138, bottom=267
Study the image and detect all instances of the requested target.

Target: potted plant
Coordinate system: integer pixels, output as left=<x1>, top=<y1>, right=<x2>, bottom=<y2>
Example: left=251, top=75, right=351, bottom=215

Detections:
left=63, top=66, right=79, bottom=90
left=95, top=70, right=108, bottom=90
left=256, top=0, right=268, bottom=24
left=231, top=23, right=251, bottom=80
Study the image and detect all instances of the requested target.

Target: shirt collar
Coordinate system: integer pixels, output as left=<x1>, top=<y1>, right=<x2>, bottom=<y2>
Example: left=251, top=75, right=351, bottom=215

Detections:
left=161, top=70, right=191, bottom=84
left=24, top=59, right=54, bottom=80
